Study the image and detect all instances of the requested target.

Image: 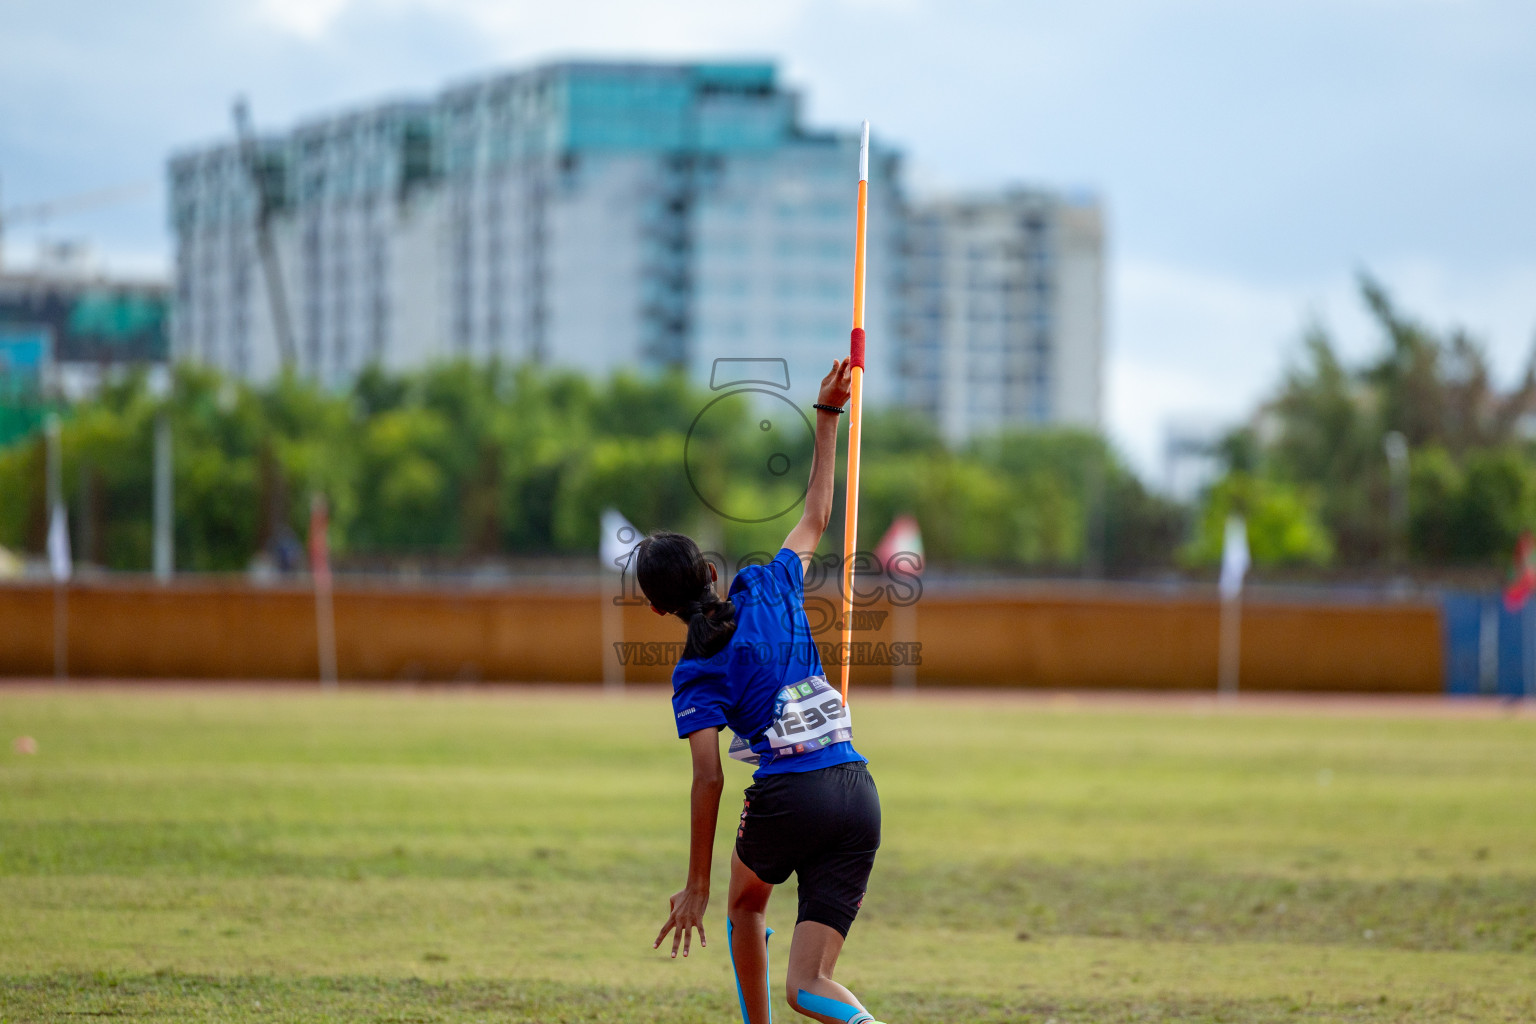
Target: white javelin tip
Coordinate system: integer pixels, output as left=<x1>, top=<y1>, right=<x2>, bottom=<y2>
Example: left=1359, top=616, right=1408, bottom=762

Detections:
left=859, top=120, right=869, bottom=181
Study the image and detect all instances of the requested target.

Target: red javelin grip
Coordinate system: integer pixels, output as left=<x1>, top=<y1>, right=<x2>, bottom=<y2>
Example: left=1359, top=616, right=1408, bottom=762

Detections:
left=849, top=328, right=866, bottom=370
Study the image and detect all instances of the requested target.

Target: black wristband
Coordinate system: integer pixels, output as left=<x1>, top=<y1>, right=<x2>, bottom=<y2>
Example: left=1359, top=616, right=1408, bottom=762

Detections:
left=813, top=403, right=846, bottom=415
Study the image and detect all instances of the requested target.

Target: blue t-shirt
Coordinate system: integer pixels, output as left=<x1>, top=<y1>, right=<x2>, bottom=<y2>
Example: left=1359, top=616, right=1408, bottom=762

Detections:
left=670, top=548, right=866, bottom=777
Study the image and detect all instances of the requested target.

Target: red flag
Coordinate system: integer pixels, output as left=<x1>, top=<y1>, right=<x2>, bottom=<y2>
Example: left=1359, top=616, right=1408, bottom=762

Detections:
left=874, top=514, right=923, bottom=576
left=308, top=494, right=332, bottom=591
left=1503, top=530, right=1535, bottom=611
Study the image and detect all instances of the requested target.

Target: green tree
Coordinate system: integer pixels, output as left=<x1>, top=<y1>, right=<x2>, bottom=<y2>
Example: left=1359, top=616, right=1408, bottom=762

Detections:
left=1207, top=274, right=1536, bottom=568
left=1407, top=445, right=1461, bottom=563
left=1451, top=448, right=1535, bottom=562
left=553, top=434, right=696, bottom=554
left=0, top=358, right=1191, bottom=573
left=1185, top=473, right=1332, bottom=568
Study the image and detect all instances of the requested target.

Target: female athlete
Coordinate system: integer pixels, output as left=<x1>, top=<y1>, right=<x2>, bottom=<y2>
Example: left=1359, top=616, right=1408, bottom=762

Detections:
left=637, top=355, right=885, bottom=1024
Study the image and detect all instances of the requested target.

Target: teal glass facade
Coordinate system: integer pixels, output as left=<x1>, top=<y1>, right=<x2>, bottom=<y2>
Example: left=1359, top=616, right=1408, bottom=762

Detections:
left=167, top=61, right=912, bottom=413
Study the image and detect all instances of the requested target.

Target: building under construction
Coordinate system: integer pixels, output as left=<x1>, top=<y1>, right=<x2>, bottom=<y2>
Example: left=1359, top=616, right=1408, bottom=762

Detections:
left=167, top=59, right=1103, bottom=436
left=168, top=62, right=904, bottom=408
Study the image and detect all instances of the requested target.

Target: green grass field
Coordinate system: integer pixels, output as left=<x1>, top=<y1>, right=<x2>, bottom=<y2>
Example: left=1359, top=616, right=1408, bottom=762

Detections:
left=1, top=687, right=1533, bottom=1023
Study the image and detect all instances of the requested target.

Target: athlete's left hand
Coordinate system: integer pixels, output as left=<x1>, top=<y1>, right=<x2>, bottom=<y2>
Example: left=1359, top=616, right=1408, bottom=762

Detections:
left=654, top=885, right=709, bottom=958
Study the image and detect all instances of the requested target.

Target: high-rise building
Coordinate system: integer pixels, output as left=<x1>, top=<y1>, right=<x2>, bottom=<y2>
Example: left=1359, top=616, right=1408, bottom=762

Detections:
left=168, top=62, right=903, bottom=406
left=899, top=190, right=1104, bottom=442
left=168, top=61, right=1105, bottom=439
left=0, top=270, right=170, bottom=407
left=169, top=100, right=438, bottom=382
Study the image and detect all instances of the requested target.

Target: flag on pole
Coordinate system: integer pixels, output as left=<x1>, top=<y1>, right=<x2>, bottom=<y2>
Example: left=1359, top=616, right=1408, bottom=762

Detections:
left=874, top=514, right=923, bottom=576
left=308, top=493, right=338, bottom=687
left=599, top=509, right=640, bottom=691
left=878, top=514, right=922, bottom=691
left=47, top=503, right=71, bottom=583
left=839, top=120, right=871, bottom=706
left=308, top=494, right=331, bottom=591
left=1504, top=530, right=1536, bottom=611
left=1218, top=514, right=1249, bottom=600
left=601, top=509, right=641, bottom=574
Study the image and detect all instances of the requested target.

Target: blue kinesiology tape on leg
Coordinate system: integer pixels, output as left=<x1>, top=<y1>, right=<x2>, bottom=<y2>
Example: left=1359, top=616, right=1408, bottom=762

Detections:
left=795, top=989, right=874, bottom=1024
left=728, top=921, right=775, bottom=1024
left=764, top=927, right=774, bottom=1019
left=727, top=921, right=749, bottom=1024
left=765, top=926, right=773, bottom=1022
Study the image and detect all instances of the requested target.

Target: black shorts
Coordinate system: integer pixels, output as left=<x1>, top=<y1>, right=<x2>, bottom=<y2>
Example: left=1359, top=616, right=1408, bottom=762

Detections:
left=734, top=761, right=881, bottom=938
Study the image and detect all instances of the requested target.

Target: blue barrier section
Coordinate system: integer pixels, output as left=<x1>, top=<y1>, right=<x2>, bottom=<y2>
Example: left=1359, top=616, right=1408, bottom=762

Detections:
left=1498, top=601, right=1530, bottom=697
left=1442, top=593, right=1482, bottom=695
left=1441, top=592, right=1533, bottom=697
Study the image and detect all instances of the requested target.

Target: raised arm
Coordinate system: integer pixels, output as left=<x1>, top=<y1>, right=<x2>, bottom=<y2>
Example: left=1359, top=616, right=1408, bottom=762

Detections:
left=783, top=358, right=853, bottom=564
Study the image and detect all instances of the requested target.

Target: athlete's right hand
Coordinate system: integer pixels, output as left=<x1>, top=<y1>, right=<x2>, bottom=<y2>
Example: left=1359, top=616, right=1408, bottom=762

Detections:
left=817, top=357, right=853, bottom=409
left=654, top=886, right=709, bottom=959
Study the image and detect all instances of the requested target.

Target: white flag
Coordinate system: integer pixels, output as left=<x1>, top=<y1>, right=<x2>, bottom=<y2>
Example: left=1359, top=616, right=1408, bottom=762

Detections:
left=600, top=509, right=641, bottom=574
left=47, top=502, right=71, bottom=583
left=1219, top=513, right=1249, bottom=600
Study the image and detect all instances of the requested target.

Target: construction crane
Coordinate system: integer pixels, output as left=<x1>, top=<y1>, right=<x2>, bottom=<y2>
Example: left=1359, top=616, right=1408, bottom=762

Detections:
left=232, top=96, right=298, bottom=369
left=0, top=176, right=155, bottom=273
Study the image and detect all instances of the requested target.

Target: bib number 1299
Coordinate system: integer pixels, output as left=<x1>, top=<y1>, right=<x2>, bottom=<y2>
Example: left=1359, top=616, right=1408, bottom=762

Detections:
left=766, top=676, right=852, bottom=756
left=772, top=697, right=845, bottom=737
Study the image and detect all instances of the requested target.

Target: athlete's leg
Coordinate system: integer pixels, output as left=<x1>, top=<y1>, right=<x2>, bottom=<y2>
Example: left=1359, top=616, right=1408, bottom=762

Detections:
left=728, top=848, right=776, bottom=1024
left=784, top=765, right=882, bottom=1023
left=784, top=920, right=876, bottom=1024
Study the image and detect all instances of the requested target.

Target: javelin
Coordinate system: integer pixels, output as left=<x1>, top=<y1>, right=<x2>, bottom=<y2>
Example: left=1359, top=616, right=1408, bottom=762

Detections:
left=840, top=120, right=869, bottom=706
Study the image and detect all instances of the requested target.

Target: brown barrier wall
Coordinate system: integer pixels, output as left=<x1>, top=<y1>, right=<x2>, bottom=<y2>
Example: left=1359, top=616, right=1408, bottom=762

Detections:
left=0, top=580, right=1443, bottom=692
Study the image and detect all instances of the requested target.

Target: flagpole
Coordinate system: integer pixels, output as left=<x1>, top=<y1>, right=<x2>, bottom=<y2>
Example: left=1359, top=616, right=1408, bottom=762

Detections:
left=600, top=509, right=639, bottom=693
left=893, top=601, right=916, bottom=691
left=1217, top=514, right=1248, bottom=699
left=1506, top=531, right=1536, bottom=701
left=1218, top=588, right=1241, bottom=699
left=46, top=414, right=68, bottom=682
left=1525, top=599, right=1533, bottom=701
left=602, top=572, right=624, bottom=692
left=153, top=412, right=173, bottom=584
left=840, top=121, right=869, bottom=706
left=875, top=515, right=923, bottom=692
left=310, top=493, right=337, bottom=691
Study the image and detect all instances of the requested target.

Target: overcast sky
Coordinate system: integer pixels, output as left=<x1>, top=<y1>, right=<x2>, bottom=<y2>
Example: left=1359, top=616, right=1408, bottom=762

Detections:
left=3, top=0, right=1533, bottom=478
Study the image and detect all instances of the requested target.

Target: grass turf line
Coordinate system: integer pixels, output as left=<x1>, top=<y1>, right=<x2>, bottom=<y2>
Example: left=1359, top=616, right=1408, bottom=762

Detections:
left=1, top=688, right=1533, bottom=1022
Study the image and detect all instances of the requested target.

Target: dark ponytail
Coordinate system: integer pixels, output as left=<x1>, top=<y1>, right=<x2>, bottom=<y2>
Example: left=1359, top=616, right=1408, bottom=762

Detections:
left=634, top=530, right=737, bottom=660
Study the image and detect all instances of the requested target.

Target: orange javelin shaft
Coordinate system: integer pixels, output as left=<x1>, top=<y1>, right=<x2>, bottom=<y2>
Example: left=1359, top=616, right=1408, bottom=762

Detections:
left=840, top=120, right=869, bottom=706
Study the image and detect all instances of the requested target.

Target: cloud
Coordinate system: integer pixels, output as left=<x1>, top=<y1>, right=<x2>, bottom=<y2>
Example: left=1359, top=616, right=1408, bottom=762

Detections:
left=5, top=0, right=1535, bottom=495
left=251, top=0, right=869, bottom=53
left=256, top=0, right=359, bottom=40
left=440, top=0, right=808, bottom=53
left=1106, top=257, right=1536, bottom=481
left=1108, top=259, right=1307, bottom=476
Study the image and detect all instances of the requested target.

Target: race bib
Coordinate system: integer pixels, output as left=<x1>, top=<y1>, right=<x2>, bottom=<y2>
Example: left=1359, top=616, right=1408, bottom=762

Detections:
left=727, top=675, right=852, bottom=766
